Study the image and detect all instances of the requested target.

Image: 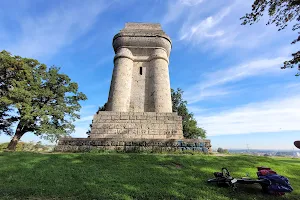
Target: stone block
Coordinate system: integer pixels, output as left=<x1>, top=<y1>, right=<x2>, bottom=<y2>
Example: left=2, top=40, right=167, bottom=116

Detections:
left=120, top=115, right=129, bottom=120
left=145, top=120, right=156, bottom=124
left=177, top=123, right=183, bottom=128
left=111, top=119, right=121, bottom=123
left=129, top=115, right=136, bottom=120
left=165, top=120, right=175, bottom=124
left=151, top=123, right=160, bottom=130
left=159, top=123, right=168, bottom=130
left=90, top=130, right=97, bottom=135
left=107, top=129, right=118, bottom=134
left=116, top=123, right=126, bottom=129
left=144, top=112, right=157, bottom=116
left=117, top=129, right=129, bottom=135
left=137, top=115, right=147, bottom=120
left=99, top=112, right=120, bottom=116
left=129, top=129, right=138, bottom=135
left=176, top=116, right=182, bottom=121
left=147, top=116, right=157, bottom=120
left=149, top=130, right=159, bottom=135
left=100, top=115, right=112, bottom=120
left=95, top=134, right=113, bottom=138
left=167, top=124, right=176, bottom=130
left=131, top=112, right=144, bottom=116
left=111, top=115, right=120, bottom=120
left=135, top=120, right=144, bottom=123
left=157, top=116, right=165, bottom=121
left=138, top=129, right=148, bottom=135
left=125, top=123, right=137, bottom=129
left=92, top=115, right=100, bottom=121
left=140, top=123, right=149, bottom=129
left=96, top=124, right=104, bottom=129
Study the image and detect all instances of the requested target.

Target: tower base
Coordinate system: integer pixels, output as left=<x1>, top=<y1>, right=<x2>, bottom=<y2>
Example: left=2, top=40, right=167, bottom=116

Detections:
left=55, top=112, right=211, bottom=153
left=89, top=112, right=184, bottom=139
left=55, top=138, right=211, bottom=153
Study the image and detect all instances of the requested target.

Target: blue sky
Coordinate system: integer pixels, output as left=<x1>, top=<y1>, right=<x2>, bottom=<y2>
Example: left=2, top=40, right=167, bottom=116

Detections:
left=1, top=0, right=299, bottom=150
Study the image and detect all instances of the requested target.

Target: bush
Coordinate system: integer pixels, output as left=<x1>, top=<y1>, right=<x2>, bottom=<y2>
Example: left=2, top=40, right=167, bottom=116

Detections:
left=0, top=141, right=54, bottom=152
left=217, top=147, right=229, bottom=154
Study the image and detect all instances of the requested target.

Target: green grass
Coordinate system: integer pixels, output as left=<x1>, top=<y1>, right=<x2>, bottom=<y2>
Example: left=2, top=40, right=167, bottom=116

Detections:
left=0, top=152, right=299, bottom=200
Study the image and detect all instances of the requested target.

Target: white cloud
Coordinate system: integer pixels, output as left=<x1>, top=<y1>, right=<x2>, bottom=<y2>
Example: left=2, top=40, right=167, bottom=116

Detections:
left=184, top=56, right=289, bottom=104
left=202, top=57, right=288, bottom=88
left=180, top=5, right=230, bottom=41
left=185, top=87, right=234, bottom=104
left=162, top=0, right=205, bottom=24
left=195, top=95, right=300, bottom=136
left=170, top=0, right=295, bottom=52
left=3, top=0, right=110, bottom=58
left=180, top=0, right=205, bottom=6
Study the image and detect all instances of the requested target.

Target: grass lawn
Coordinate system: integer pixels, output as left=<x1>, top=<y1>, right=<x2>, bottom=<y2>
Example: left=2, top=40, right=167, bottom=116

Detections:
left=0, top=152, right=299, bottom=200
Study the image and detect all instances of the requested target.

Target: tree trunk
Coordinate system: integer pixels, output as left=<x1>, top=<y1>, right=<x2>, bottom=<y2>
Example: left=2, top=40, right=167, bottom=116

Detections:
left=7, top=125, right=25, bottom=151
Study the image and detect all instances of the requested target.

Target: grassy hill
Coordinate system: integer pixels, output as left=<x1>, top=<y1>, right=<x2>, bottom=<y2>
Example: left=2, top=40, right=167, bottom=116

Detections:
left=0, top=152, right=299, bottom=200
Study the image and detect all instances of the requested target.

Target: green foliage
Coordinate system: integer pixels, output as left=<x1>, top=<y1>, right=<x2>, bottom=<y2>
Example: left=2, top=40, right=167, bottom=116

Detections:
left=0, top=50, right=87, bottom=149
left=0, top=142, right=53, bottom=152
left=241, top=0, right=300, bottom=76
left=96, top=103, right=107, bottom=114
left=0, top=103, right=17, bottom=136
left=217, top=147, right=229, bottom=154
left=0, top=153, right=299, bottom=199
left=171, top=88, right=206, bottom=139
left=0, top=142, right=22, bottom=151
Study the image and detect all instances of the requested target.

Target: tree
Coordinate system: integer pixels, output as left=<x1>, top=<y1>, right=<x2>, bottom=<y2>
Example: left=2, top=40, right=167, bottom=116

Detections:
left=241, top=0, right=300, bottom=76
left=0, top=103, right=18, bottom=136
left=171, top=88, right=206, bottom=139
left=0, top=50, right=87, bottom=151
left=0, top=52, right=19, bottom=136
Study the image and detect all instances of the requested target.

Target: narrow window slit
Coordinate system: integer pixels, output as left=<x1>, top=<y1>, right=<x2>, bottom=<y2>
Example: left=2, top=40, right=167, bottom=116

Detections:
left=140, top=67, right=143, bottom=75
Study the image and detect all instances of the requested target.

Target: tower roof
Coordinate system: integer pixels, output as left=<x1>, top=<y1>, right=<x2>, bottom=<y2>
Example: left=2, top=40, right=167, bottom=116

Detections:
left=112, top=22, right=172, bottom=55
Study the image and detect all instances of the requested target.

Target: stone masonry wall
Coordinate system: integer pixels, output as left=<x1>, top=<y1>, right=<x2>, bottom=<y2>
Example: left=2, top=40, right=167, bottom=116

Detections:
left=55, top=138, right=212, bottom=153
left=90, top=111, right=183, bottom=140
left=130, top=61, right=148, bottom=112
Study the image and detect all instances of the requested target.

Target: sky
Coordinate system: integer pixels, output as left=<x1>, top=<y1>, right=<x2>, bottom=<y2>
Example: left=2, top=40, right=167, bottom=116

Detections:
left=0, top=0, right=299, bottom=150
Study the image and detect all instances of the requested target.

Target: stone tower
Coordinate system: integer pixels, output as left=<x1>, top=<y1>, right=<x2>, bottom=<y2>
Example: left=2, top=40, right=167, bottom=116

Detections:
left=89, top=23, right=183, bottom=140
left=106, top=23, right=172, bottom=113
left=55, top=23, right=211, bottom=152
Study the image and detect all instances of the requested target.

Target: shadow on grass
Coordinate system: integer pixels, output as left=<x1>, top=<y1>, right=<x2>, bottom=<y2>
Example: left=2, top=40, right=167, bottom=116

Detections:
left=0, top=152, right=299, bottom=200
